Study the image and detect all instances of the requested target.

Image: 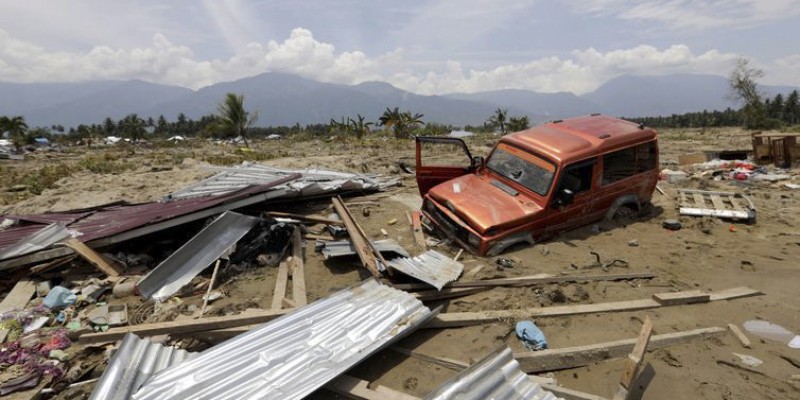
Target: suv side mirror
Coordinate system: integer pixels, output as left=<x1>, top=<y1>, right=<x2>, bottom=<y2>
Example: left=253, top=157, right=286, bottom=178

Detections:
left=552, top=188, right=575, bottom=209
left=471, top=156, right=485, bottom=169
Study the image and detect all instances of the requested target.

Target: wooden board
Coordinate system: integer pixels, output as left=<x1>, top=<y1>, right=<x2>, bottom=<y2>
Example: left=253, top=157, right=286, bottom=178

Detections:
left=709, top=194, right=726, bottom=211
left=427, top=287, right=761, bottom=329
left=411, top=211, right=426, bottom=249
left=80, top=308, right=291, bottom=344
left=325, top=375, right=419, bottom=400
left=271, top=260, right=290, bottom=309
left=652, top=290, right=710, bottom=306
left=393, top=272, right=656, bottom=291
left=62, top=237, right=122, bottom=277
left=0, top=279, right=37, bottom=343
left=290, top=229, right=307, bottom=307
left=266, top=211, right=344, bottom=226
left=618, top=316, right=653, bottom=391
left=542, top=384, right=610, bottom=400
left=514, top=326, right=726, bottom=373
left=390, top=346, right=470, bottom=371
left=332, top=197, right=382, bottom=277
left=692, top=193, right=705, bottom=208
left=727, top=323, right=751, bottom=348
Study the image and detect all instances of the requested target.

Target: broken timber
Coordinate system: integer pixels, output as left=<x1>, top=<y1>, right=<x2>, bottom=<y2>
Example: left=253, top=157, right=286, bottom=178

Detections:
left=326, top=375, right=419, bottom=400
left=425, top=287, right=761, bottom=329
left=515, top=326, right=725, bottom=373
left=331, top=196, right=382, bottom=277
left=271, top=260, right=290, bottom=309
left=411, top=211, right=426, bottom=249
left=184, top=287, right=760, bottom=341
left=727, top=323, right=751, bottom=348
left=652, top=290, right=710, bottom=306
left=62, top=237, right=123, bottom=277
left=614, top=316, right=653, bottom=400
left=290, top=228, right=307, bottom=307
left=79, top=308, right=290, bottom=344
left=266, top=211, right=344, bottom=226
left=0, top=279, right=36, bottom=343
left=394, top=271, right=657, bottom=291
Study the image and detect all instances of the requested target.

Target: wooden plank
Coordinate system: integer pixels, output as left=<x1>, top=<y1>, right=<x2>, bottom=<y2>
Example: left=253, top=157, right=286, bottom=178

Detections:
left=692, top=193, right=706, bottom=208
left=515, top=326, right=726, bottom=373
left=728, top=196, right=744, bottom=211
left=326, top=375, right=419, bottom=400
left=332, top=196, right=382, bottom=277
left=62, top=237, right=123, bottom=277
left=266, top=211, right=344, bottom=226
left=305, top=233, right=335, bottom=241
left=617, top=316, right=653, bottom=396
left=427, top=287, right=761, bottom=329
left=709, top=194, right=726, bottom=211
left=411, top=211, right=427, bottom=249
left=679, top=191, right=688, bottom=206
left=80, top=308, right=291, bottom=344
left=415, top=287, right=489, bottom=302
left=290, top=229, right=307, bottom=307
left=0, top=279, right=36, bottom=343
left=727, top=323, right=752, bottom=349
left=393, top=272, right=657, bottom=291
left=271, top=260, right=290, bottom=309
left=652, top=290, right=710, bottom=306
left=542, top=384, right=610, bottom=400
left=390, top=346, right=470, bottom=371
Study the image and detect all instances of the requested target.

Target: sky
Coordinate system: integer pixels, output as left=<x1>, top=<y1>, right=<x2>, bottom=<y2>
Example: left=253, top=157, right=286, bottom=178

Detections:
left=0, top=0, right=798, bottom=95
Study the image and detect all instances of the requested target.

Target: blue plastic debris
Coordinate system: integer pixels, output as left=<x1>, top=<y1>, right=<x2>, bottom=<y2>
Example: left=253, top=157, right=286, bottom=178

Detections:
left=43, top=286, right=77, bottom=309
left=516, top=320, right=548, bottom=350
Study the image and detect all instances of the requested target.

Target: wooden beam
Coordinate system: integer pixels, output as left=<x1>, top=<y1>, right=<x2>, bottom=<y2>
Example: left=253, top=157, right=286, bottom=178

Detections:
left=392, top=272, right=657, bottom=291
left=615, top=316, right=653, bottom=400
left=271, top=259, right=290, bottom=309
left=0, top=279, right=36, bottom=343
left=390, top=346, right=470, bottom=371
left=727, top=323, right=751, bottom=349
left=514, top=326, right=726, bottom=373
left=290, top=229, right=307, bottom=307
left=62, top=237, right=123, bottom=277
left=426, top=287, right=761, bottom=329
left=332, top=196, right=382, bottom=277
left=305, top=233, right=335, bottom=241
left=79, top=308, right=291, bottom=344
left=415, top=287, right=488, bottom=302
left=325, top=375, right=419, bottom=400
left=652, top=290, right=710, bottom=306
left=266, top=211, right=344, bottom=226
left=411, top=211, right=426, bottom=249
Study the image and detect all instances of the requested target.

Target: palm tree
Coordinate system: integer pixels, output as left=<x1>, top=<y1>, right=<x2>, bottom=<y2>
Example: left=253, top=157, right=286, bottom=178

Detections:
left=1, top=116, right=28, bottom=152
left=119, top=114, right=146, bottom=143
left=217, top=93, right=258, bottom=147
left=488, top=108, right=508, bottom=135
left=379, top=107, right=424, bottom=139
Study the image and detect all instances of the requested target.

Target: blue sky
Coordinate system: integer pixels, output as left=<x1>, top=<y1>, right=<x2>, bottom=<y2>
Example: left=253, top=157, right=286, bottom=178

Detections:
left=0, top=0, right=797, bottom=94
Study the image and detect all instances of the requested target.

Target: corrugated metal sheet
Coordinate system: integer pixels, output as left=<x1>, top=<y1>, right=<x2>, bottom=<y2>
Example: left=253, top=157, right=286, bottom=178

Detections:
left=89, top=333, right=195, bottom=400
left=165, top=162, right=399, bottom=200
left=0, top=175, right=299, bottom=270
left=0, top=223, right=73, bottom=260
left=137, top=211, right=260, bottom=301
left=133, top=278, right=433, bottom=400
left=320, top=239, right=410, bottom=259
left=425, top=347, right=560, bottom=400
left=388, top=250, right=464, bottom=290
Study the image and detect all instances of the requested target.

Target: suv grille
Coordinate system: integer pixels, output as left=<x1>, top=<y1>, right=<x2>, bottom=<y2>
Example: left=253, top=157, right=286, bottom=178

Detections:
left=424, top=199, right=469, bottom=244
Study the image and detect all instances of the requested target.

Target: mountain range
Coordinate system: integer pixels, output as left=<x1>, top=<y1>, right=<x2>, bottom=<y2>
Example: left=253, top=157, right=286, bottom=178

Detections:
left=0, top=73, right=797, bottom=129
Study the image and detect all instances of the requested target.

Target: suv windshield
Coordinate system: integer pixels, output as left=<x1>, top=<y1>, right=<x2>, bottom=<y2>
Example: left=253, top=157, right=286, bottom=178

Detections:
left=485, top=142, right=556, bottom=196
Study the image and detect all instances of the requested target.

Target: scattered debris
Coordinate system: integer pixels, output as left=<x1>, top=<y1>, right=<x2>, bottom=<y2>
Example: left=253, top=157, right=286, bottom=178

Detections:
left=570, top=251, right=628, bottom=272
left=516, top=321, right=548, bottom=350
left=732, top=352, right=763, bottom=367
left=743, top=320, right=800, bottom=348
left=677, top=189, right=756, bottom=223
left=388, top=250, right=464, bottom=290
left=662, top=219, right=682, bottom=231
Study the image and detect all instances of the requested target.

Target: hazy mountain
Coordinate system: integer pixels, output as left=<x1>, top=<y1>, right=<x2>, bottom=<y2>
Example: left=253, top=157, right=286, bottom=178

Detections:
left=446, top=89, right=600, bottom=119
left=2, top=72, right=798, bottom=129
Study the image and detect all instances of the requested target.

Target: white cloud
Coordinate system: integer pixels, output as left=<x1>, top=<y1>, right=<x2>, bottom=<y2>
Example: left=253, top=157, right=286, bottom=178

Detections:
left=569, top=0, right=800, bottom=31
left=0, top=27, right=796, bottom=95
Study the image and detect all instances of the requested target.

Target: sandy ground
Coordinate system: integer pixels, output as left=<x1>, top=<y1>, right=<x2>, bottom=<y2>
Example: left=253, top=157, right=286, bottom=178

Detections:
left=1, top=129, right=799, bottom=400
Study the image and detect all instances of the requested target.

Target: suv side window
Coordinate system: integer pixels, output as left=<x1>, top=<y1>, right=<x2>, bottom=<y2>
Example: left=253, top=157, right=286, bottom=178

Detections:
left=602, top=142, right=656, bottom=185
left=558, top=160, right=594, bottom=194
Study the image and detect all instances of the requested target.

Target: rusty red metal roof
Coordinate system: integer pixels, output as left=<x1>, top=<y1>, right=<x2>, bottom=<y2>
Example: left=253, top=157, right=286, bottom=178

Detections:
left=0, top=174, right=300, bottom=269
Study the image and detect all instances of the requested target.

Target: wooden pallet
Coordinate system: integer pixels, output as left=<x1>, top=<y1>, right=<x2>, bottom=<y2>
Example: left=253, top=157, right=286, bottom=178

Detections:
left=677, top=189, right=755, bottom=221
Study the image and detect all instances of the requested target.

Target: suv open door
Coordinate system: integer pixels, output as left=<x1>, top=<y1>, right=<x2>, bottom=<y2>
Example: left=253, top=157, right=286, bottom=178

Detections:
left=415, top=136, right=478, bottom=196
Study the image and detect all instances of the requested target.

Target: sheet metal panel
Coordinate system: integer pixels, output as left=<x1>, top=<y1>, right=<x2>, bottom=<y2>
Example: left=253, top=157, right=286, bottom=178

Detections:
left=166, top=162, right=397, bottom=200
left=137, top=211, right=260, bottom=301
left=388, top=250, right=464, bottom=290
left=0, top=223, right=73, bottom=259
left=134, top=278, right=433, bottom=400
left=425, top=347, right=560, bottom=400
left=89, top=333, right=195, bottom=400
left=320, top=239, right=410, bottom=259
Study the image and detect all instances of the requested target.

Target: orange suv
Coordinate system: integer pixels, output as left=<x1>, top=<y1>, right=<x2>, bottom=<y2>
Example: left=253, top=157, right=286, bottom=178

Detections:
left=416, top=114, right=659, bottom=256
